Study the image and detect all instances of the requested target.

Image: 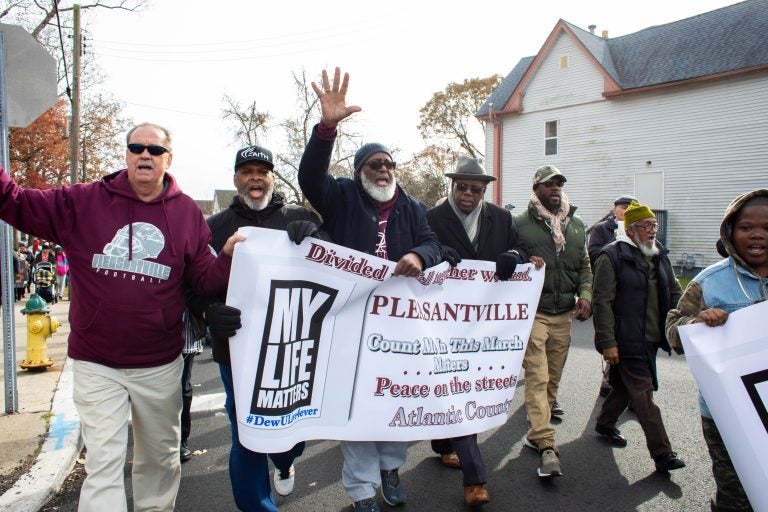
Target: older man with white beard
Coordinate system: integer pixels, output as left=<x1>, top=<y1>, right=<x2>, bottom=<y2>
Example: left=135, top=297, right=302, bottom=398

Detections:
left=297, top=67, right=442, bottom=512
left=591, top=200, right=686, bottom=473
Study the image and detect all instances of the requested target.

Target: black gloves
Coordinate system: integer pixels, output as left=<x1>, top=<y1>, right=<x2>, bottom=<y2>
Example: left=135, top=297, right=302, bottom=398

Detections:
left=495, top=250, right=522, bottom=280
left=286, top=220, right=320, bottom=245
left=205, top=303, right=242, bottom=339
left=441, top=246, right=462, bottom=267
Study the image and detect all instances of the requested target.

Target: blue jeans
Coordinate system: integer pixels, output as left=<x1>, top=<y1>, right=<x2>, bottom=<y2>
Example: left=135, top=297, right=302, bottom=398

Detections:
left=219, top=364, right=305, bottom=512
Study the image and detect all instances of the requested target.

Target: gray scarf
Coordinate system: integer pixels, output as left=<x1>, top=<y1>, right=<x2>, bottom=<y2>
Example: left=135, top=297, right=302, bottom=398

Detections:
left=448, top=193, right=482, bottom=250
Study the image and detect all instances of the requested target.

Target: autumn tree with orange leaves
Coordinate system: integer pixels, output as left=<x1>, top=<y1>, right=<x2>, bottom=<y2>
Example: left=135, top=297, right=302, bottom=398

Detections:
left=8, top=99, right=70, bottom=189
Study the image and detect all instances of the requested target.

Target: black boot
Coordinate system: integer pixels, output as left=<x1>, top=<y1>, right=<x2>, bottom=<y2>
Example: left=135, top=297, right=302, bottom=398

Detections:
left=180, top=395, right=193, bottom=463
left=180, top=440, right=192, bottom=463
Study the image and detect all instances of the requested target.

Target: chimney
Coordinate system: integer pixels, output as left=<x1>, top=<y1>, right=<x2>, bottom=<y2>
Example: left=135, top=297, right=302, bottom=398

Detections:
left=588, top=24, right=596, bottom=34
left=601, top=29, right=609, bottom=38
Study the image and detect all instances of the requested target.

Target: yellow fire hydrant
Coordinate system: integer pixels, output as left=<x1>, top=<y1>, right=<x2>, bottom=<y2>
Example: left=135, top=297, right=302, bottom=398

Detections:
left=20, top=293, right=60, bottom=370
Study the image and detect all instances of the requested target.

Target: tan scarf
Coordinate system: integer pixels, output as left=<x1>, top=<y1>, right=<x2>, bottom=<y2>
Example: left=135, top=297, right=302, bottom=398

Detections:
left=531, top=191, right=570, bottom=253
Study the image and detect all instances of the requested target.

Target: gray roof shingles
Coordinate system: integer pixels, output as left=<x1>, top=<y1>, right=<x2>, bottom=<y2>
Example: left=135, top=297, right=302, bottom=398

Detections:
left=477, top=0, right=768, bottom=116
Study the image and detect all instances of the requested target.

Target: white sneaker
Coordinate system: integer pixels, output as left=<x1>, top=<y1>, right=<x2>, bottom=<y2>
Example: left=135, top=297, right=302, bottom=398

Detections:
left=273, top=464, right=295, bottom=496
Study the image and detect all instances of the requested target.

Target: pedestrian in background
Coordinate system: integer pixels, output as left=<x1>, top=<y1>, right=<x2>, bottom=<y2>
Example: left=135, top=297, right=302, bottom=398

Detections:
left=180, top=308, right=206, bottom=463
left=54, top=245, right=69, bottom=300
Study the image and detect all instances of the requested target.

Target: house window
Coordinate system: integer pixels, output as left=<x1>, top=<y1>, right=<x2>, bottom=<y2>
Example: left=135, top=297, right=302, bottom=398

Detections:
left=545, top=121, right=558, bottom=156
left=559, top=55, right=569, bottom=69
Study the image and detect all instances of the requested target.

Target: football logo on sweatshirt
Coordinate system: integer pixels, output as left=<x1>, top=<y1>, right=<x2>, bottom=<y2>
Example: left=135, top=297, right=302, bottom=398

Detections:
left=92, top=222, right=171, bottom=280
left=250, top=280, right=337, bottom=417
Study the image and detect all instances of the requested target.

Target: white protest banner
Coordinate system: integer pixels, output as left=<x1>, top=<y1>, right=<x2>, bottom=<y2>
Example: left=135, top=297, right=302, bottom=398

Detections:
left=680, top=300, right=768, bottom=511
left=226, top=227, right=543, bottom=453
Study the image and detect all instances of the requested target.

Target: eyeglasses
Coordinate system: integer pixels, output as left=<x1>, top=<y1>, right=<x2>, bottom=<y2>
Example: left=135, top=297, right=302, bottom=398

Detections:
left=634, top=222, right=659, bottom=233
left=127, top=143, right=170, bottom=156
left=365, top=160, right=396, bottom=171
left=455, top=183, right=486, bottom=195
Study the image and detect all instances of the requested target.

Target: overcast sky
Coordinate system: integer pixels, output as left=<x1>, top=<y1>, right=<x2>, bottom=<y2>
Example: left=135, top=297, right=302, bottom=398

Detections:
left=85, top=0, right=740, bottom=200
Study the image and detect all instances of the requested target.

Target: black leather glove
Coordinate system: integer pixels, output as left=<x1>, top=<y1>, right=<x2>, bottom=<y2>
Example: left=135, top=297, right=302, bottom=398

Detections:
left=286, top=220, right=320, bottom=245
left=205, top=303, right=242, bottom=339
left=495, top=250, right=522, bottom=280
left=441, top=246, right=462, bottom=267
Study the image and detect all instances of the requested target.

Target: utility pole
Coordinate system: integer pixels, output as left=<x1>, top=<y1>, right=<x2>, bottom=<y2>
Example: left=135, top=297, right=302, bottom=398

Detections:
left=68, top=4, right=81, bottom=185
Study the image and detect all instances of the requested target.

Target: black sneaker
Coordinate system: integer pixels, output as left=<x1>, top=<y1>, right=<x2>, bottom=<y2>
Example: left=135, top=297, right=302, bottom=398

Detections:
left=353, top=497, right=381, bottom=512
left=380, top=469, right=406, bottom=506
left=551, top=401, right=564, bottom=416
left=654, top=452, right=686, bottom=472
left=180, top=441, right=192, bottom=463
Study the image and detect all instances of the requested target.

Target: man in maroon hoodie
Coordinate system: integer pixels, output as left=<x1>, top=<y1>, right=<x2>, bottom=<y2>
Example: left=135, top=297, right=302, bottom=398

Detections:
left=0, top=123, right=243, bottom=511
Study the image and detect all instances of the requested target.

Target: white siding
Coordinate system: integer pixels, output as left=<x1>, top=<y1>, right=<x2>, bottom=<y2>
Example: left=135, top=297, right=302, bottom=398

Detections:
left=492, top=69, right=768, bottom=271
left=523, top=35, right=606, bottom=113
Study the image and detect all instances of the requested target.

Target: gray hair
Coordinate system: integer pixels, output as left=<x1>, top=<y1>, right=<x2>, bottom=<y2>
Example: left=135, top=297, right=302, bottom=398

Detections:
left=126, top=123, right=173, bottom=152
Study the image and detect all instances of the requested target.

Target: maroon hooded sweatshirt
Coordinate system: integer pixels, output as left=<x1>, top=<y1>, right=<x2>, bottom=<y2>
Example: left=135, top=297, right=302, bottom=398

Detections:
left=0, top=167, right=231, bottom=368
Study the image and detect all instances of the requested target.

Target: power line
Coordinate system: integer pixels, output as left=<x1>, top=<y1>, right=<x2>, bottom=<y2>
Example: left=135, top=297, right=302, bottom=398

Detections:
left=53, top=0, right=71, bottom=100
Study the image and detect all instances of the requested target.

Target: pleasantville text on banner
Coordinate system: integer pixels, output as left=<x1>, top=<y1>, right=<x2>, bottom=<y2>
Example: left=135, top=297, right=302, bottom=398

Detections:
left=226, top=227, right=544, bottom=453
left=679, top=299, right=768, bottom=511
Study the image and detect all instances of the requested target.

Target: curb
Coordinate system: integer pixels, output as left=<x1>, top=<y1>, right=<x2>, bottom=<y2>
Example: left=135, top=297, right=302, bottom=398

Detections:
left=0, top=357, right=82, bottom=512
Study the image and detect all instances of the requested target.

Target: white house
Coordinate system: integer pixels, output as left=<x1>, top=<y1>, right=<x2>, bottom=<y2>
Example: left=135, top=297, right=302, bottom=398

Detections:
left=477, top=0, right=768, bottom=274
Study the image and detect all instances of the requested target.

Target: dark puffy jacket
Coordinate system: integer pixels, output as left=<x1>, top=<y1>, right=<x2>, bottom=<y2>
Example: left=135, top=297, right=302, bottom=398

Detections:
left=513, top=201, right=592, bottom=314
left=596, top=241, right=680, bottom=356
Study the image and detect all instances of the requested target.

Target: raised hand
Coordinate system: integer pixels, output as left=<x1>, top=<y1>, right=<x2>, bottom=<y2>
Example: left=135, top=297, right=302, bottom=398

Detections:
left=311, top=67, right=362, bottom=128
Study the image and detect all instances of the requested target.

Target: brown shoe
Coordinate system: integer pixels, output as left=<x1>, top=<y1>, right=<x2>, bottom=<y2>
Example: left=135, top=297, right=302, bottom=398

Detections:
left=464, top=484, right=491, bottom=506
left=440, top=452, right=461, bottom=469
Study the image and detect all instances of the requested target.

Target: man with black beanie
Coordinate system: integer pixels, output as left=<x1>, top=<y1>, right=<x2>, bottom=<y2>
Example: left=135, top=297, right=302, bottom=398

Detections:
left=297, top=67, right=442, bottom=512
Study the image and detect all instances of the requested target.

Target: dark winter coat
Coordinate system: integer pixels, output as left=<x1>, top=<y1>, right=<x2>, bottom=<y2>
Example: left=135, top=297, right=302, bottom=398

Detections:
left=298, top=125, right=441, bottom=268
left=588, top=216, right=618, bottom=267
left=426, top=200, right=528, bottom=262
left=201, top=193, right=321, bottom=364
left=513, top=201, right=592, bottom=314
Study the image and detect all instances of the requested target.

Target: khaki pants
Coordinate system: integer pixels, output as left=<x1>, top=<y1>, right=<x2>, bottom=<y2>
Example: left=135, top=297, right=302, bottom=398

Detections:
left=73, top=357, right=183, bottom=512
left=522, top=311, right=573, bottom=450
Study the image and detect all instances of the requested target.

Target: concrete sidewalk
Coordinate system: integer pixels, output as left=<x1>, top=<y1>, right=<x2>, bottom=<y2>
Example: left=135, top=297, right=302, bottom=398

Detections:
left=0, top=296, right=81, bottom=512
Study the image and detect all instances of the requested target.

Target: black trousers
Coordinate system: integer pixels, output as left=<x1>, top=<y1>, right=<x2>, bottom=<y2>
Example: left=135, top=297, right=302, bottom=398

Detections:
left=181, top=352, right=196, bottom=444
left=431, top=435, right=487, bottom=486
left=596, top=345, right=672, bottom=458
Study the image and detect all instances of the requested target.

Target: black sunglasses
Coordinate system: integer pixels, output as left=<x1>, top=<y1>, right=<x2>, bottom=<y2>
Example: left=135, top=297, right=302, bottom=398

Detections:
left=365, top=160, right=396, bottom=171
left=455, top=182, right=486, bottom=195
left=127, top=143, right=170, bottom=156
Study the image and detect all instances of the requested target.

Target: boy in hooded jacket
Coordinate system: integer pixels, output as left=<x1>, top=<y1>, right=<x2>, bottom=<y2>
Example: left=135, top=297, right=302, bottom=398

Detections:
left=666, top=188, right=768, bottom=512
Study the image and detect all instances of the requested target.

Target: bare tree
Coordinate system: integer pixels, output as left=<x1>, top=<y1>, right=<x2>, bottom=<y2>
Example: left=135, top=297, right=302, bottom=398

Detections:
left=0, top=0, right=149, bottom=39
left=396, top=145, right=453, bottom=207
left=418, top=75, right=502, bottom=158
left=275, top=69, right=364, bottom=205
left=221, top=94, right=270, bottom=147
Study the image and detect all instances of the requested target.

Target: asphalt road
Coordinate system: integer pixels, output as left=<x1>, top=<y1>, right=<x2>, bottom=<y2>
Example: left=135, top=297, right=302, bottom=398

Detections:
left=41, top=320, right=714, bottom=511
